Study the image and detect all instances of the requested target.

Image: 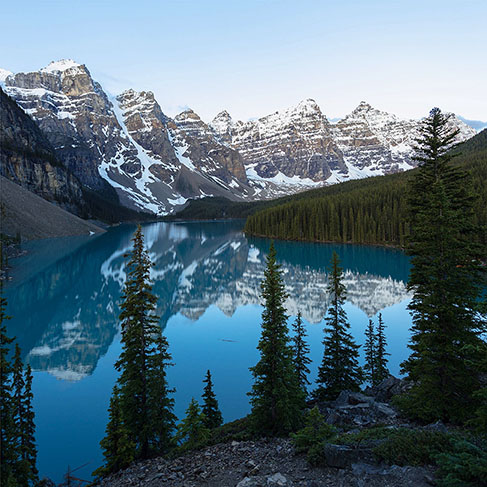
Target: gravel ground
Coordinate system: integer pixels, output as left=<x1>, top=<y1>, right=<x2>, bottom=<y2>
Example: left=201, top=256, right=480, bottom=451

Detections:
left=95, top=438, right=435, bottom=487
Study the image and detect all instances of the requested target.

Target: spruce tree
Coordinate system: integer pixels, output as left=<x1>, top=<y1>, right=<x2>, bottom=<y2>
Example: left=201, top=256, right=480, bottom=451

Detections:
left=12, top=344, right=29, bottom=485
left=315, top=251, right=362, bottom=400
left=175, top=398, right=210, bottom=451
left=364, top=319, right=376, bottom=385
left=94, top=386, right=135, bottom=478
left=374, top=313, right=389, bottom=384
left=399, top=108, right=486, bottom=423
left=201, top=370, right=223, bottom=429
left=97, top=225, right=176, bottom=474
left=0, top=292, right=17, bottom=485
left=248, top=242, right=305, bottom=435
left=292, top=311, right=311, bottom=392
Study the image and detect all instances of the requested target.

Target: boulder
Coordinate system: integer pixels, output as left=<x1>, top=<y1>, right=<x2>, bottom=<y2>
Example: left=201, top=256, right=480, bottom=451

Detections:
left=322, top=444, right=376, bottom=469
left=266, top=472, right=290, bottom=486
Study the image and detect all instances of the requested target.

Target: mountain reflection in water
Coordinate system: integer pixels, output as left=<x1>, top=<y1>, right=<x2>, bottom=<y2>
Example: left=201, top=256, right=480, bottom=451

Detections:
left=4, top=220, right=412, bottom=483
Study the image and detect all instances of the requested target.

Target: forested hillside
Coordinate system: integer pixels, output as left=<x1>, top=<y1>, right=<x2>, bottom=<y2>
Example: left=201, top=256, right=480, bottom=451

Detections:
left=244, top=129, right=487, bottom=247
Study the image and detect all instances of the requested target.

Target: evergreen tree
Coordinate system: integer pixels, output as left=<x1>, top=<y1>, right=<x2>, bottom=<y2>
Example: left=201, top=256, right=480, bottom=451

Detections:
left=0, top=294, right=37, bottom=485
left=374, top=313, right=389, bottom=384
left=315, top=251, right=363, bottom=400
left=12, top=344, right=29, bottom=484
left=0, top=291, right=17, bottom=485
left=399, top=108, right=486, bottom=423
left=292, top=311, right=311, bottom=392
left=22, top=365, right=38, bottom=483
left=363, top=319, right=376, bottom=384
left=175, top=398, right=210, bottom=451
left=97, top=225, right=176, bottom=474
left=248, top=242, right=305, bottom=435
left=93, top=387, right=135, bottom=478
left=201, top=370, right=223, bottom=429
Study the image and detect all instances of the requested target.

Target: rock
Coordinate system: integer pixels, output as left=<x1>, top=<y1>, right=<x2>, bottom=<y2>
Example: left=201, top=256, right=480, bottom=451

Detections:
left=334, top=391, right=375, bottom=407
left=322, top=444, right=376, bottom=469
left=423, top=420, right=448, bottom=433
left=237, top=477, right=263, bottom=487
left=266, top=472, right=290, bottom=486
left=365, top=376, right=411, bottom=403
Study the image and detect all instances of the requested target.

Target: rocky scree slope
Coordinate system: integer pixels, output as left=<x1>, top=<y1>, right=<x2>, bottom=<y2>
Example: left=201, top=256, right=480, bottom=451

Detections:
left=95, top=379, right=435, bottom=487
left=1, top=60, right=476, bottom=216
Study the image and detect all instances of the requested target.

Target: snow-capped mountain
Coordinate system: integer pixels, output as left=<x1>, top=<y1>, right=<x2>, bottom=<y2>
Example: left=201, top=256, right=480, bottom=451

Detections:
left=1, top=59, right=477, bottom=215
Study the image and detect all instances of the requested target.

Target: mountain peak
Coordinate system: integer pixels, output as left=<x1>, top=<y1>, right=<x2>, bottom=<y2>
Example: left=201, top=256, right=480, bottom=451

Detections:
left=40, top=59, right=83, bottom=74
left=0, top=68, right=13, bottom=83
left=175, top=108, right=202, bottom=122
left=213, top=110, right=232, bottom=120
left=355, top=100, right=373, bottom=111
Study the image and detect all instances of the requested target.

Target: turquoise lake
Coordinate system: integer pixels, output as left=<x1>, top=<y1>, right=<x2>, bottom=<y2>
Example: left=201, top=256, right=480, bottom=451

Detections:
left=4, top=220, right=413, bottom=483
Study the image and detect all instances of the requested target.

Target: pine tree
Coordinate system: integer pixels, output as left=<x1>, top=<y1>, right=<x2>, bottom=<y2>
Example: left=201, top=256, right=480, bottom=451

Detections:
left=97, top=225, right=176, bottom=474
left=399, top=108, right=486, bottom=423
left=363, top=319, right=376, bottom=384
left=248, top=242, right=305, bottom=435
left=93, top=386, right=135, bottom=478
left=374, top=313, right=389, bottom=384
left=0, top=294, right=37, bottom=485
left=12, top=344, right=29, bottom=485
left=175, top=398, right=210, bottom=451
left=201, top=370, right=223, bottom=430
left=0, top=291, right=17, bottom=485
left=292, top=311, right=311, bottom=392
left=315, top=251, right=363, bottom=400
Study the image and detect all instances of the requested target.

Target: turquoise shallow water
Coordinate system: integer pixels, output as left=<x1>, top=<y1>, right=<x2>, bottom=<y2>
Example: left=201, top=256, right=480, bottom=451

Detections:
left=4, top=220, right=412, bottom=483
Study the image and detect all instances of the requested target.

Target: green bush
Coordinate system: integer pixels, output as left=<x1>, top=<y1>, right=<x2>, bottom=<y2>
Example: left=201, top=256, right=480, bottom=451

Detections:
left=436, top=437, right=487, bottom=487
left=373, top=428, right=452, bottom=466
left=291, top=407, right=336, bottom=465
left=208, top=417, right=253, bottom=445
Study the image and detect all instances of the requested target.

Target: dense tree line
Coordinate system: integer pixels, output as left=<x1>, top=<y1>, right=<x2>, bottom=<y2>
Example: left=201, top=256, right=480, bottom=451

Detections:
left=244, top=129, right=487, bottom=247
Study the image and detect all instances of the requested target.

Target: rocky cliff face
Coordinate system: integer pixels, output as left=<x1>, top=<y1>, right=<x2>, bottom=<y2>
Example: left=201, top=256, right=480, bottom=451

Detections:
left=212, top=99, right=476, bottom=186
left=0, top=87, right=85, bottom=215
left=1, top=59, right=477, bottom=215
left=212, top=99, right=347, bottom=185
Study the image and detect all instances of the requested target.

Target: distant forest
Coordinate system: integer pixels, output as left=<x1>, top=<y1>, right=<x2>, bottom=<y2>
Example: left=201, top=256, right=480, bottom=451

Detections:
left=244, top=129, right=487, bottom=247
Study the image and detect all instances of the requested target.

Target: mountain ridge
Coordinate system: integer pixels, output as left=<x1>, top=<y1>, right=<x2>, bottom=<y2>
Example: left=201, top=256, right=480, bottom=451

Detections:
left=0, top=59, right=477, bottom=218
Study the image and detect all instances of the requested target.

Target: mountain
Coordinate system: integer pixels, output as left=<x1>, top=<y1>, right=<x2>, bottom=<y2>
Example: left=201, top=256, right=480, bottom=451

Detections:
left=458, top=115, right=487, bottom=132
left=1, top=59, right=477, bottom=216
left=0, top=87, right=85, bottom=216
left=244, top=129, right=487, bottom=247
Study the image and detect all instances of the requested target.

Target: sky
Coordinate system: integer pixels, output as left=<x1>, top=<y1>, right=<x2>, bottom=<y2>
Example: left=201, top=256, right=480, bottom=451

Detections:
left=1, top=0, right=486, bottom=122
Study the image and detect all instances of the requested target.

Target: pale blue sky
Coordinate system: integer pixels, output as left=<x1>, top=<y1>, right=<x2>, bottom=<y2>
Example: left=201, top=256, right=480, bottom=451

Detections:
left=1, top=0, right=486, bottom=122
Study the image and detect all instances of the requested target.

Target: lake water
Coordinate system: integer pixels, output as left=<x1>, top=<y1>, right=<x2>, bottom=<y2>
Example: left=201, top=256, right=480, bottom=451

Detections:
left=4, top=220, right=412, bottom=483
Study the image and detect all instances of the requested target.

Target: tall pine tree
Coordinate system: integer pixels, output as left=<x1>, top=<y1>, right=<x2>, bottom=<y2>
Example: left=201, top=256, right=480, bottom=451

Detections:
left=201, top=370, right=223, bottom=430
left=292, top=311, right=311, bottom=392
left=0, top=291, right=17, bottom=486
left=248, top=242, right=305, bottom=435
left=399, top=108, right=486, bottom=423
left=315, top=251, right=362, bottom=400
left=374, top=313, right=389, bottom=384
left=364, top=319, right=376, bottom=385
left=97, top=225, right=176, bottom=475
left=0, top=294, right=38, bottom=486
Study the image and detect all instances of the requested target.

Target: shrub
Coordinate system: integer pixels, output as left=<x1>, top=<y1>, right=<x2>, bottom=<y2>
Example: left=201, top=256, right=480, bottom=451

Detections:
left=436, top=437, right=487, bottom=487
left=291, top=407, right=336, bottom=465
